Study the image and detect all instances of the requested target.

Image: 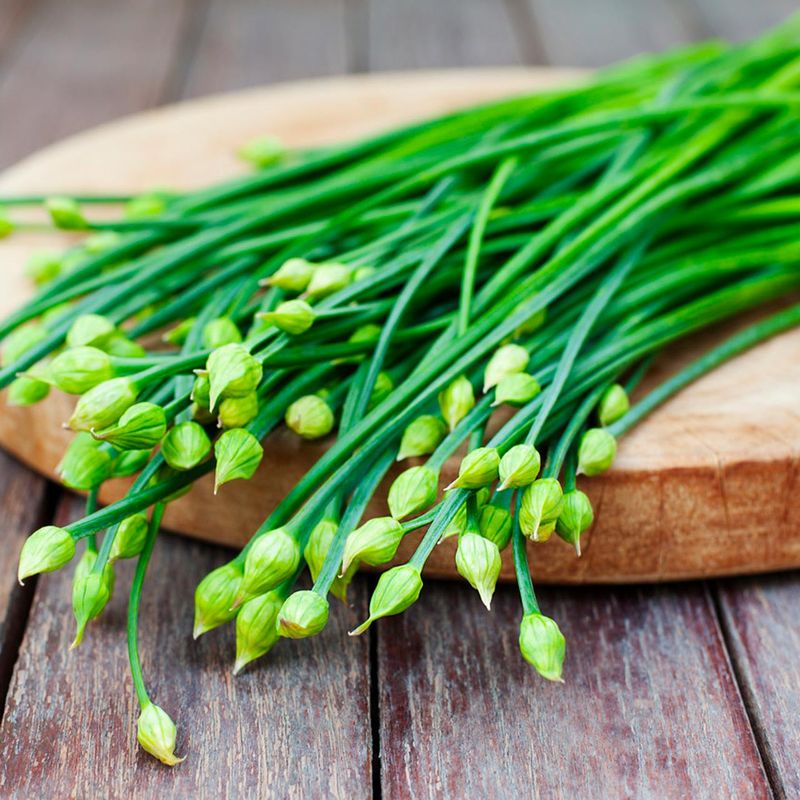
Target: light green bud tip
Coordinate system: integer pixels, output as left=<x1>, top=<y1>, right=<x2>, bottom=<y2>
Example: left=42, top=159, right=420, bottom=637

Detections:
left=519, top=478, right=563, bottom=541
left=438, top=375, right=475, bottom=431
left=439, top=501, right=467, bottom=542
left=125, top=192, right=170, bottom=219
left=447, top=446, right=500, bottom=491
left=349, top=324, right=380, bottom=344
left=0, top=210, right=13, bottom=238
left=25, top=250, right=62, bottom=285
left=109, top=514, right=149, bottom=562
left=137, top=701, right=184, bottom=766
left=193, top=561, right=243, bottom=638
left=342, top=516, right=404, bottom=575
left=258, top=299, right=316, bottom=335
left=7, top=373, right=50, bottom=407
left=2, top=322, right=48, bottom=367
left=388, top=466, right=438, bottom=520
left=556, top=490, right=594, bottom=556
left=45, top=196, right=88, bottom=230
left=240, top=528, right=301, bottom=602
left=492, top=373, right=541, bottom=407
left=397, top=415, right=447, bottom=460
left=214, top=428, right=264, bottom=492
left=455, top=532, right=501, bottom=610
left=368, top=371, right=394, bottom=410
left=163, top=317, right=196, bottom=346
left=577, top=428, right=617, bottom=477
left=598, top=383, right=630, bottom=427
left=285, top=394, right=334, bottom=439
left=233, top=591, right=283, bottom=674
left=71, top=551, right=114, bottom=648
left=277, top=590, right=330, bottom=639
left=483, top=343, right=529, bottom=392
left=238, top=135, right=285, bottom=169
left=18, top=525, right=76, bottom=584
left=350, top=565, right=423, bottom=636
left=266, top=257, right=315, bottom=292
left=191, top=373, right=211, bottom=409
left=68, top=377, right=138, bottom=432
left=218, top=392, right=259, bottom=429
left=57, top=432, right=114, bottom=490
left=305, top=262, right=352, bottom=299
left=202, top=317, right=242, bottom=350
left=66, top=314, right=116, bottom=350
left=498, top=444, right=541, bottom=490
left=93, top=401, right=166, bottom=450
left=161, top=421, right=211, bottom=471
left=51, top=346, right=114, bottom=394
left=478, top=504, right=512, bottom=550
left=206, top=343, right=263, bottom=409
left=304, top=518, right=337, bottom=583
left=519, top=612, right=566, bottom=682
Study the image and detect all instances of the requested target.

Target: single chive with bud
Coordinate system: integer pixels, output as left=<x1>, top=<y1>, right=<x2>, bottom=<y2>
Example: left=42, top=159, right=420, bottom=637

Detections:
left=446, top=447, right=500, bottom=490
left=92, top=402, right=167, bottom=450
left=136, top=701, right=184, bottom=766
left=193, top=561, right=244, bottom=638
left=7, top=372, right=51, bottom=406
left=341, top=516, right=404, bottom=574
left=58, top=432, right=114, bottom=490
left=492, top=373, right=541, bottom=407
left=50, top=346, right=114, bottom=394
left=206, top=343, right=263, bottom=408
left=387, top=465, right=438, bottom=520
left=68, top=377, right=139, bottom=432
left=285, top=394, right=334, bottom=439
left=438, top=375, right=475, bottom=431
left=233, top=591, right=283, bottom=674
left=483, top=343, right=529, bottom=392
left=556, top=490, right=594, bottom=556
left=519, top=612, right=566, bottom=682
left=305, top=262, right=352, bottom=299
left=519, top=478, right=563, bottom=541
left=109, top=514, right=149, bottom=561
left=238, top=135, right=285, bottom=169
left=577, top=428, right=617, bottom=476
left=397, top=415, right=447, bottom=460
left=266, top=258, right=315, bottom=292
left=218, top=392, right=259, bottom=429
left=304, top=518, right=351, bottom=602
left=240, top=528, right=301, bottom=601
left=498, top=444, right=541, bottom=490
left=258, top=299, right=316, bottom=335
left=45, top=196, right=88, bottom=230
left=597, top=383, right=630, bottom=427
left=350, top=565, right=423, bottom=636
left=455, top=532, right=502, bottom=609
left=202, top=317, right=242, bottom=349
left=276, top=590, right=330, bottom=639
left=478, top=504, right=512, bottom=550
left=71, top=549, right=115, bottom=648
left=161, top=421, right=211, bottom=470
left=18, top=525, right=76, bottom=584
left=214, top=428, right=264, bottom=492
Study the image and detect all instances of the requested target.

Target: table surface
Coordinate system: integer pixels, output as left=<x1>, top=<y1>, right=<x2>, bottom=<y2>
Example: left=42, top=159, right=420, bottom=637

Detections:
left=0, top=1, right=799, bottom=797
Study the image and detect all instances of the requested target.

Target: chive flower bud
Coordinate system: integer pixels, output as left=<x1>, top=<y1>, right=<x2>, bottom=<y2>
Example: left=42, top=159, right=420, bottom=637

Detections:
left=519, top=478, right=563, bottom=541
left=2, top=323, right=48, bottom=367
left=238, top=135, right=285, bottom=169
left=519, top=612, right=565, bottom=682
left=163, top=317, right=196, bottom=346
left=446, top=447, right=500, bottom=490
left=483, top=343, right=529, bottom=392
left=68, top=377, right=138, bottom=432
left=455, top=532, right=502, bottom=609
left=0, top=211, right=13, bottom=238
left=66, top=314, right=116, bottom=350
left=304, top=518, right=338, bottom=583
left=234, top=591, right=283, bottom=674
left=50, top=346, right=114, bottom=394
left=349, top=324, right=380, bottom=344
left=515, top=306, right=547, bottom=336
left=136, top=701, right=184, bottom=766
left=71, top=551, right=114, bottom=648
left=353, top=265, right=375, bottom=282
left=478, top=504, right=512, bottom=550
left=498, top=444, right=541, bottom=490
left=577, top=428, right=617, bottom=476
left=341, top=516, right=404, bottom=575
left=218, top=392, right=259, bottom=429
left=109, top=513, right=149, bottom=561
left=556, top=490, right=594, bottom=556
left=206, top=343, right=263, bottom=408
left=93, top=401, right=167, bottom=450
left=387, top=465, right=438, bottom=520
left=161, top=421, right=211, bottom=470
left=82, top=231, right=120, bottom=254
left=45, top=196, right=88, bottom=230
left=214, top=428, right=264, bottom=492
left=193, top=561, right=243, bottom=638
left=597, top=383, right=630, bottom=427
left=277, top=590, right=330, bottom=639
left=267, top=258, right=315, bottom=292
left=202, top=317, right=242, bottom=349
left=25, top=250, right=62, bottom=285
left=492, top=373, right=541, bottom=407
left=305, top=262, right=352, bottom=299
left=285, top=394, right=334, bottom=439
left=438, top=375, right=475, bottom=431
left=110, top=448, right=151, bottom=478
left=350, top=565, right=423, bottom=636
left=125, top=192, right=169, bottom=219
left=258, top=299, right=316, bottom=335
left=368, top=371, right=394, bottom=410
left=58, top=432, right=114, bottom=490
left=18, top=525, right=76, bottom=584
left=191, top=373, right=211, bottom=409
left=7, top=373, right=51, bottom=406
left=240, top=528, right=301, bottom=600
left=397, top=415, right=447, bottom=460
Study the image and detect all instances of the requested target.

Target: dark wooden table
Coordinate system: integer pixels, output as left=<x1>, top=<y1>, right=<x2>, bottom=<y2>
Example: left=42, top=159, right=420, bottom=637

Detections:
left=1, top=1, right=799, bottom=797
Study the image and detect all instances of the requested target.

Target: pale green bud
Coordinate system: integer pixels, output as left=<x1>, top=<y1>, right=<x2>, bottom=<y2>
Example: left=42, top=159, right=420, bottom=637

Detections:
left=483, top=343, right=529, bottom=392
left=514, top=306, right=548, bottom=337
left=350, top=565, right=423, bottom=635
left=305, top=262, right=352, bottom=299
left=206, top=343, right=263, bottom=408
left=277, top=590, right=330, bottom=639
left=368, top=371, right=394, bottom=410
left=353, top=265, right=375, bottom=282
left=202, top=317, right=242, bottom=349
left=598, top=383, right=630, bottom=427
left=68, top=377, right=138, bottom=431
left=258, top=299, right=315, bottom=335
left=267, top=258, right=314, bottom=292
left=577, top=428, right=617, bottom=476
left=304, top=518, right=338, bottom=583
left=438, top=375, right=475, bottom=431
left=556, top=490, right=594, bottom=555
left=234, top=591, right=283, bottom=674
left=349, top=323, right=381, bottom=344
left=45, top=196, right=88, bottom=230
left=193, top=561, right=243, bottom=638
left=1, top=323, right=47, bottom=367
left=71, top=550, right=114, bottom=648
left=7, top=373, right=50, bottom=406
left=110, top=448, right=151, bottom=478
left=66, top=314, right=116, bottom=350
left=387, top=466, right=438, bottom=520
left=218, top=392, right=259, bottom=429
left=0, top=211, right=13, bottom=238
left=109, top=514, right=149, bottom=561
left=498, top=444, right=540, bottom=490
left=191, top=373, right=211, bottom=409
left=161, top=421, right=211, bottom=470
left=455, top=532, right=501, bottom=609
left=238, top=135, right=285, bottom=169
left=478, top=504, right=512, bottom=550
left=285, top=394, right=334, bottom=439
left=519, top=478, right=563, bottom=541
left=50, top=346, right=114, bottom=393
left=106, top=332, right=146, bottom=359
left=137, top=702, right=184, bottom=766
left=25, top=250, right=62, bottom=285
left=125, top=192, right=169, bottom=219
left=241, top=528, right=301, bottom=600
left=93, top=401, right=166, bottom=450
left=492, top=373, right=541, bottom=407
left=447, top=447, right=500, bottom=491
left=82, top=231, right=120, bottom=254
left=162, top=317, right=196, bottom=346
left=342, top=516, right=404, bottom=574
left=519, top=612, right=565, bottom=682
left=214, top=428, right=264, bottom=492
left=397, top=415, right=447, bottom=460
left=18, top=525, right=76, bottom=583
left=58, top=432, right=114, bottom=490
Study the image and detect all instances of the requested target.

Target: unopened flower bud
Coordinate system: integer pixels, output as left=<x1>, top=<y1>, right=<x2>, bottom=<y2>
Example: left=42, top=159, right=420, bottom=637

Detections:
left=514, top=305, right=547, bottom=337
left=519, top=478, right=563, bottom=540
left=455, top=532, right=501, bottom=609
left=285, top=394, right=334, bottom=439
left=0, top=211, right=13, bottom=238
left=201, top=317, right=242, bottom=350
left=125, top=191, right=170, bottom=219
left=498, top=444, right=541, bottom=490
left=353, top=265, right=375, bottom=282
left=193, top=561, right=243, bottom=638
left=214, top=428, right=263, bottom=492
left=68, top=377, right=138, bottom=432
left=492, top=373, right=541, bottom=407
left=519, top=612, right=565, bottom=682
left=556, top=490, right=594, bottom=555
left=342, top=516, right=404, bottom=575
left=18, top=525, right=76, bottom=583
left=2, top=323, right=48, bottom=367
left=66, top=314, right=116, bottom=350
left=238, top=135, right=285, bottom=169
left=397, top=415, right=447, bottom=460
left=82, top=231, right=120, bottom=254
left=438, top=375, right=475, bottom=431
left=277, top=590, right=330, bottom=639
left=25, top=250, right=62, bottom=285
left=368, top=371, right=394, bottom=410
left=191, top=373, right=211, bottom=409
left=234, top=591, right=283, bottom=674
left=304, top=518, right=337, bottom=583
left=387, top=466, right=438, bottom=520
left=349, top=324, right=380, bottom=344
left=241, top=528, right=301, bottom=600
left=93, top=401, right=166, bottom=450
left=305, top=262, right=352, bottom=299
left=598, top=383, right=630, bottom=427
left=483, top=343, right=529, bottom=392
left=160, top=421, right=211, bottom=470
left=218, top=392, right=259, bottom=429
left=137, top=702, right=184, bottom=766
left=110, top=448, right=151, bottom=478
left=267, top=258, right=315, bottom=292
left=258, top=299, right=316, bottom=335
left=162, top=317, right=196, bottom=346
left=206, top=343, right=263, bottom=408
left=58, top=432, right=114, bottom=489
left=446, top=447, right=500, bottom=490
left=46, top=196, right=88, bottom=230
left=109, top=514, right=149, bottom=561
left=350, top=565, right=423, bottom=635
left=577, top=428, right=617, bottom=476
left=71, top=550, right=114, bottom=648
left=7, top=372, right=50, bottom=406
left=51, top=346, right=114, bottom=394
left=478, top=504, right=512, bottom=550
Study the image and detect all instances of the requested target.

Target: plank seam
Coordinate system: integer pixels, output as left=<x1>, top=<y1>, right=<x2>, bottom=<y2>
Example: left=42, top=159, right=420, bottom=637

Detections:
left=502, top=0, right=548, bottom=65
left=368, top=576, right=382, bottom=799
left=345, top=0, right=370, bottom=74
left=158, top=0, right=213, bottom=104
left=0, top=0, right=47, bottom=87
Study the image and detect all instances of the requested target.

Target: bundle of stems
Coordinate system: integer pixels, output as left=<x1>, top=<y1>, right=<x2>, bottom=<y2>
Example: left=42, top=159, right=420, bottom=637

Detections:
left=3, top=18, right=800, bottom=765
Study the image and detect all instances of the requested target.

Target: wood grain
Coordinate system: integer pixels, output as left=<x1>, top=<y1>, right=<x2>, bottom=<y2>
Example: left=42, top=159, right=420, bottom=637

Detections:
left=377, top=580, right=770, bottom=799
left=0, top=494, right=372, bottom=799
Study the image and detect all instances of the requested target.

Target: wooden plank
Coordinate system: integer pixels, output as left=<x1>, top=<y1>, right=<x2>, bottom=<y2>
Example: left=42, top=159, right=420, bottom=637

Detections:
left=688, top=0, right=796, bottom=41
left=716, top=575, right=800, bottom=797
left=0, top=494, right=372, bottom=797
left=0, top=0, right=42, bottom=57
left=377, top=581, right=769, bottom=799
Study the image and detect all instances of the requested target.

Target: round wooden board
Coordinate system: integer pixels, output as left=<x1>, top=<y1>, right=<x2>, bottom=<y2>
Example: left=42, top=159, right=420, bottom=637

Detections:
left=1, top=69, right=799, bottom=584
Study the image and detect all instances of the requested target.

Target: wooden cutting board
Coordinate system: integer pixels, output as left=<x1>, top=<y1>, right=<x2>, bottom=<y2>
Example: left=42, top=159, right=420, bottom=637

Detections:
left=1, top=69, right=799, bottom=584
